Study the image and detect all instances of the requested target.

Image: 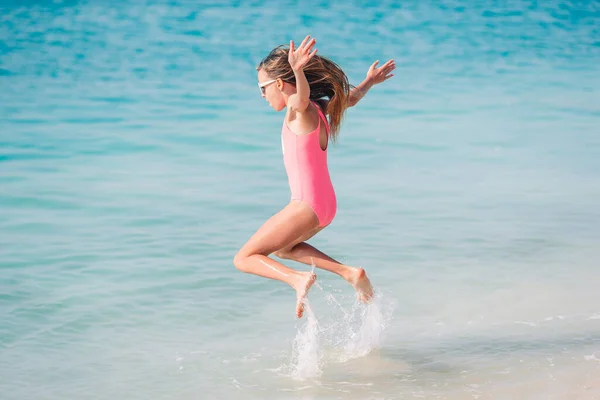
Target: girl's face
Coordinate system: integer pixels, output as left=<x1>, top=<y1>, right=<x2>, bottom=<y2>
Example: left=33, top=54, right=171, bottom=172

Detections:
left=257, top=69, right=286, bottom=112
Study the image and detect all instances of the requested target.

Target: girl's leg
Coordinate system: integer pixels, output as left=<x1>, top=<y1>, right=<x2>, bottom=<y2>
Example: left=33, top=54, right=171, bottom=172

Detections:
left=274, top=228, right=374, bottom=302
left=234, top=201, right=320, bottom=318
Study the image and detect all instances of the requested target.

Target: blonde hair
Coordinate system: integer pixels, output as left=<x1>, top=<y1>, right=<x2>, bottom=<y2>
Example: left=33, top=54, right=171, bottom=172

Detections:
left=257, top=45, right=351, bottom=141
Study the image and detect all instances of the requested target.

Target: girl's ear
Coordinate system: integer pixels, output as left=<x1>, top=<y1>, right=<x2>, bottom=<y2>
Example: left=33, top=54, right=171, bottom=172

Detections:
left=276, top=78, right=284, bottom=91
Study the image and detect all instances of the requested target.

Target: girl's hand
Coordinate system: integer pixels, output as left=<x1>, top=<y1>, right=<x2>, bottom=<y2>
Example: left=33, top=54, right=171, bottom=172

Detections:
left=366, top=59, right=396, bottom=85
left=288, top=35, right=318, bottom=72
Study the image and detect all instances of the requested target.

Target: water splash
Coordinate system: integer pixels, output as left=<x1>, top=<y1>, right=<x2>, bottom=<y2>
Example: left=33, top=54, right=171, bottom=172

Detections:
left=286, top=285, right=396, bottom=380
left=289, top=300, right=323, bottom=380
left=341, top=293, right=394, bottom=362
left=259, top=258, right=289, bottom=276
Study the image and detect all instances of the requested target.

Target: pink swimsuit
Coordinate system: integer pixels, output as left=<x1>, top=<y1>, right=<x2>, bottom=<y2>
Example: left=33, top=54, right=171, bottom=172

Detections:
left=282, top=101, right=337, bottom=227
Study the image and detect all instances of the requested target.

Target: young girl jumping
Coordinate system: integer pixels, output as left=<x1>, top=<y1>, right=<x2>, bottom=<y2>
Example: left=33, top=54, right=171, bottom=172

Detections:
left=234, top=35, right=396, bottom=318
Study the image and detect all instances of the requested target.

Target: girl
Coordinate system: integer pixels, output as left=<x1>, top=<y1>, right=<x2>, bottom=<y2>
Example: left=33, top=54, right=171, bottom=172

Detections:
left=234, top=36, right=396, bottom=318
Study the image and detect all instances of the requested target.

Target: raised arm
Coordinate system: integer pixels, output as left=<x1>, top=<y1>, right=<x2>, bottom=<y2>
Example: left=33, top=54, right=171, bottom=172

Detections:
left=287, top=36, right=318, bottom=112
left=348, top=59, right=396, bottom=107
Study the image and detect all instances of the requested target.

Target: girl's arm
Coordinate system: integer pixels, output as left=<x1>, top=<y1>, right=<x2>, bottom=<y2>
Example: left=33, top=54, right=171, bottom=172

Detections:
left=348, top=59, right=396, bottom=107
left=287, top=36, right=317, bottom=112
left=348, top=79, right=374, bottom=107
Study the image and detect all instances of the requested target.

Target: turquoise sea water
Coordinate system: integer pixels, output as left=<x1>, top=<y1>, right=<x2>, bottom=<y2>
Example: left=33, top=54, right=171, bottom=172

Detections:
left=2, top=1, right=600, bottom=399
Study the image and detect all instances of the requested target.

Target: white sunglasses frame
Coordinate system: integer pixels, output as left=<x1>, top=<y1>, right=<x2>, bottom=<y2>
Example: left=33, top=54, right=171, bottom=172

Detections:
left=258, top=79, right=277, bottom=94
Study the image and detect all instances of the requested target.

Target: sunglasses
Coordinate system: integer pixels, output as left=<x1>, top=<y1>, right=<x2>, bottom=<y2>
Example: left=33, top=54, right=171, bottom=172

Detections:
left=258, top=79, right=277, bottom=95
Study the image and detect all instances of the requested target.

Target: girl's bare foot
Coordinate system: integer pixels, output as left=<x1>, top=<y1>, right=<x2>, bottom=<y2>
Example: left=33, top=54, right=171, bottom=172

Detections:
left=294, top=272, right=316, bottom=318
left=348, top=267, right=374, bottom=302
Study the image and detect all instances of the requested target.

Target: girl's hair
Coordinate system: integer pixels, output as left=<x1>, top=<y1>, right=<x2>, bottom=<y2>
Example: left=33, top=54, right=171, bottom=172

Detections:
left=257, top=45, right=351, bottom=141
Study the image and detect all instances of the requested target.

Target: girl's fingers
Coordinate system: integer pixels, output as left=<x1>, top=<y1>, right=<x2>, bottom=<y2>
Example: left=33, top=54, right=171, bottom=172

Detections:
left=299, top=35, right=310, bottom=48
left=309, top=48, right=318, bottom=58
left=377, top=60, right=395, bottom=73
left=290, top=40, right=295, bottom=53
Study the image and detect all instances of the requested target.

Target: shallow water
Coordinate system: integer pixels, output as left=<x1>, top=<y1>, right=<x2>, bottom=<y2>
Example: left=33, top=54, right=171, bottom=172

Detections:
left=1, top=1, right=600, bottom=399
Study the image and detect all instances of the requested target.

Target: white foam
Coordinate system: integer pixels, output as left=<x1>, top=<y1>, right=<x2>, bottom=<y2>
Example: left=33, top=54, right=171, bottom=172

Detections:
left=289, top=301, right=323, bottom=380
left=285, top=288, right=396, bottom=380
left=341, top=294, right=392, bottom=362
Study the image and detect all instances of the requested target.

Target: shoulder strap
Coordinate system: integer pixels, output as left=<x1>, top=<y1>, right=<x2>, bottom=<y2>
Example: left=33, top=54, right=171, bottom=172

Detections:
left=311, top=101, right=330, bottom=135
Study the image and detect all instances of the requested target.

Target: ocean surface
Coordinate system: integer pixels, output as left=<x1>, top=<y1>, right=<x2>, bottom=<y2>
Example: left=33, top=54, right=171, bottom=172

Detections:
left=1, top=1, right=600, bottom=399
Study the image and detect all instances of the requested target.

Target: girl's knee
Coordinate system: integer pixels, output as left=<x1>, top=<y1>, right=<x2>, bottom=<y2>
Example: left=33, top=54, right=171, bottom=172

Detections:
left=233, top=251, right=248, bottom=272
left=234, top=248, right=269, bottom=272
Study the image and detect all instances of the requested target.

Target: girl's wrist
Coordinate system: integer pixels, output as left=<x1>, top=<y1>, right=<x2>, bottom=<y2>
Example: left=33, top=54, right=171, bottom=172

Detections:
left=357, top=80, right=373, bottom=94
